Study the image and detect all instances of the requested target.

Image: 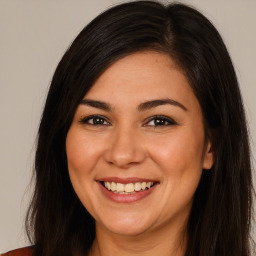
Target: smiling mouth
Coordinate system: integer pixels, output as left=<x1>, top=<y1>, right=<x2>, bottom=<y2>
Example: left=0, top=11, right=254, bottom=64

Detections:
left=101, top=181, right=156, bottom=194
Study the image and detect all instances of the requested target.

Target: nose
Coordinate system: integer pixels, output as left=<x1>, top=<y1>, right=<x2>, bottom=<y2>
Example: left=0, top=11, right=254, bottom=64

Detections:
left=104, top=127, right=146, bottom=168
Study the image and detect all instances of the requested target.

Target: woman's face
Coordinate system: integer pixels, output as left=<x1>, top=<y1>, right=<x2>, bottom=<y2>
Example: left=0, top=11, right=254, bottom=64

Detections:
left=66, top=51, right=214, bottom=237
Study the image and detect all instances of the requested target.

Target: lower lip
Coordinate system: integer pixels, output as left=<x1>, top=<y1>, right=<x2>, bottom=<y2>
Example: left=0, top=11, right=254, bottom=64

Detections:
left=98, top=182, right=158, bottom=203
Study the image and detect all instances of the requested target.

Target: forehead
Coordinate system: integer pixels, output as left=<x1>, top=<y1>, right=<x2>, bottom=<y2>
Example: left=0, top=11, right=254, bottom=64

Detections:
left=84, top=51, right=198, bottom=110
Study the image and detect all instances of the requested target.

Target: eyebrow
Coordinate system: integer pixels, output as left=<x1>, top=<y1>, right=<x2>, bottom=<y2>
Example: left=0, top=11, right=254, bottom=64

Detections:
left=80, top=98, right=187, bottom=112
left=80, top=99, right=112, bottom=111
left=137, top=98, right=187, bottom=112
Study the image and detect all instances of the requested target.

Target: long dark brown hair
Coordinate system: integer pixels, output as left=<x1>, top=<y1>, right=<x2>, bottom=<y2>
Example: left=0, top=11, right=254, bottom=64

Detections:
left=26, top=1, right=254, bottom=255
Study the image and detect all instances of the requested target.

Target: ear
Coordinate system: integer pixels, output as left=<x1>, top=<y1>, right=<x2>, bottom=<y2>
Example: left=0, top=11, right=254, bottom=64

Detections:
left=203, top=139, right=215, bottom=170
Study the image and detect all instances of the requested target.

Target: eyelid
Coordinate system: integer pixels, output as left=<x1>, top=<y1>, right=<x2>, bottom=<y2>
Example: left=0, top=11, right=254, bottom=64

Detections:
left=79, top=114, right=111, bottom=125
left=78, top=114, right=177, bottom=127
left=143, top=115, right=178, bottom=127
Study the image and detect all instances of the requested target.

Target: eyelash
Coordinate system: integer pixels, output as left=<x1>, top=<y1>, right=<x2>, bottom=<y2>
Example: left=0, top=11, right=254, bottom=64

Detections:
left=79, top=115, right=177, bottom=127
left=79, top=115, right=111, bottom=126
left=144, top=115, right=177, bottom=127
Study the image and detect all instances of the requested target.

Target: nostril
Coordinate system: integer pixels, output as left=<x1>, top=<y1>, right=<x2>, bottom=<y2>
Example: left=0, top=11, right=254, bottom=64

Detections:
left=103, top=132, right=147, bottom=168
left=104, top=150, right=147, bottom=168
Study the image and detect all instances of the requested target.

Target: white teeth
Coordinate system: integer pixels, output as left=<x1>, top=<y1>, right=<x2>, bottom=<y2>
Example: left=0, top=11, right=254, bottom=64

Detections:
left=103, top=181, right=154, bottom=193
left=146, top=182, right=151, bottom=188
left=125, top=183, right=134, bottom=193
left=110, top=182, right=116, bottom=191
left=134, top=182, right=142, bottom=191
left=105, top=181, right=111, bottom=190
left=116, top=183, right=124, bottom=192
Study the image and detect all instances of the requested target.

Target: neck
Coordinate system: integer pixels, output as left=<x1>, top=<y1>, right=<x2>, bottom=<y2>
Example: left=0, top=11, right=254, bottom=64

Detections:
left=88, top=222, right=187, bottom=256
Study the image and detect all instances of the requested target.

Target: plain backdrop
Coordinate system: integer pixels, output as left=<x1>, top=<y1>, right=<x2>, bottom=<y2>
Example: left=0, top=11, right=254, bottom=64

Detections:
left=0, top=0, right=255, bottom=252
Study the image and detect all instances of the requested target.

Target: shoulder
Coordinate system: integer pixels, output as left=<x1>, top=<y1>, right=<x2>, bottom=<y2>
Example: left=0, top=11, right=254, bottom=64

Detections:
left=1, top=247, right=33, bottom=256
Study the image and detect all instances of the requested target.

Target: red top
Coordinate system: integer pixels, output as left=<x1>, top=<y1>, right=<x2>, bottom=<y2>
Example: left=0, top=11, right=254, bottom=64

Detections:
left=2, top=247, right=33, bottom=256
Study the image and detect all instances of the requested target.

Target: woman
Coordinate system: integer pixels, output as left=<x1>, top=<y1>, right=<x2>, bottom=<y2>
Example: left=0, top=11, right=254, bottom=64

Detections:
left=3, top=1, right=254, bottom=256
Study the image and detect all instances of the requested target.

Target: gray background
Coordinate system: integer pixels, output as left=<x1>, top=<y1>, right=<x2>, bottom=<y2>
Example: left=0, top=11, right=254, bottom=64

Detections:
left=0, top=0, right=255, bottom=252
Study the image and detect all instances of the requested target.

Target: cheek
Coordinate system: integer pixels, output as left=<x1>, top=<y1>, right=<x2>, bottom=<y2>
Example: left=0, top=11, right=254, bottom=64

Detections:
left=65, top=128, right=107, bottom=211
left=66, top=128, right=104, bottom=177
left=149, top=131, right=204, bottom=214
left=66, top=127, right=104, bottom=211
left=66, top=129, right=89, bottom=195
left=148, top=131, right=205, bottom=173
left=147, top=129, right=205, bottom=208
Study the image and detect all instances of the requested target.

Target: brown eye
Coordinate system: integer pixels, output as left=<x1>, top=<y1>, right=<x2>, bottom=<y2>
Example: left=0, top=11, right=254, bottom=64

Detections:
left=91, top=117, right=106, bottom=125
left=80, top=115, right=110, bottom=126
left=153, top=119, right=169, bottom=126
left=146, top=115, right=177, bottom=127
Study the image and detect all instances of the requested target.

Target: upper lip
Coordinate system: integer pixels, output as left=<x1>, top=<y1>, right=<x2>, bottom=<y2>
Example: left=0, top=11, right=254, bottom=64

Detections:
left=97, top=177, right=158, bottom=184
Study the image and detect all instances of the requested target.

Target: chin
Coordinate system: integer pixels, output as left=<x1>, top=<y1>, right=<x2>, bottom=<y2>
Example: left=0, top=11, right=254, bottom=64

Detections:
left=106, top=223, right=151, bottom=237
left=96, top=212, right=155, bottom=236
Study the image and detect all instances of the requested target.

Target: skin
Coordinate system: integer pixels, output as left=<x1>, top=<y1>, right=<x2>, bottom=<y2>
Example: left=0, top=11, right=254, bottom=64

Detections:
left=66, top=51, right=214, bottom=256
